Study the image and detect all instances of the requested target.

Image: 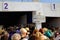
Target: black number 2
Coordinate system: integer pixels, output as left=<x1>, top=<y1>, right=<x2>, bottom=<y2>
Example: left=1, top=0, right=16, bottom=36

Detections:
left=4, top=3, right=8, bottom=9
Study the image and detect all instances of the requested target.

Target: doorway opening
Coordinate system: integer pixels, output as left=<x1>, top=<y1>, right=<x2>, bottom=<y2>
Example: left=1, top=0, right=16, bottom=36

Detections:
left=42, top=17, right=60, bottom=29
left=0, top=11, right=32, bottom=28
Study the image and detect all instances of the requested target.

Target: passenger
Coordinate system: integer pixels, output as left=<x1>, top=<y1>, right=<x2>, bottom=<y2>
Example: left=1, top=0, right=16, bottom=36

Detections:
left=29, top=31, right=49, bottom=40
left=54, top=33, right=60, bottom=40
left=15, top=26, right=20, bottom=33
left=20, top=28, right=28, bottom=40
left=1, top=31, right=9, bottom=40
left=42, top=28, right=53, bottom=38
left=32, top=29, right=39, bottom=34
left=11, top=33, right=21, bottom=40
left=29, top=23, right=35, bottom=34
left=8, top=26, right=15, bottom=40
left=37, top=32, right=50, bottom=40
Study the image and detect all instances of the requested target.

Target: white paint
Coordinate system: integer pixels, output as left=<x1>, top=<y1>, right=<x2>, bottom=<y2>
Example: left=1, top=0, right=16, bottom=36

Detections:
left=36, top=23, right=42, bottom=30
left=2, top=2, right=60, bottom=17
left=40, top=3, right=60, bottom=17
left=0, top=2, right=2, bottom=11
left=2, top=2, right=41, bottom=11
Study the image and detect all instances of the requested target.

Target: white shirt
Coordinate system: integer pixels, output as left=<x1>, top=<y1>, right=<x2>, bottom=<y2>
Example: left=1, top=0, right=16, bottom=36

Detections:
left=54, top=35, right=60, bottom=40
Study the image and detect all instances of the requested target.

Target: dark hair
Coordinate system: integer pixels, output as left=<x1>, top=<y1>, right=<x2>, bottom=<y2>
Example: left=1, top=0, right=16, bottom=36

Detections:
left=28, top=35, right=36, bottom=40
left=39, top=28, right=43, bottom=34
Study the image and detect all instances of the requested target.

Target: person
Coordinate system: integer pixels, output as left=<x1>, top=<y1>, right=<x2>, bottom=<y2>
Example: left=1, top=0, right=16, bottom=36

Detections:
left=28, top=30, right=40, bottom=40
left=29, top=31, right=49, bottom=40
left=54, top=33, right=60, bottom=40
left=0, top=28, right=5, bottom=40
left=15, top=26, right=20, bottom=33
left=11, top=33, right=21, bottom=40
left=0, top=27, right=5, bottom=35
left=42, top=28, right=53, bottom=38
left=29, top=23, right=35, bottom=35
left=32, top=29, right=39, bottom=35
left=28, top=35, right=35, bottom=40
left=1, top=31, right=9, bottom=40
left=8, top=26, right=15, bottom=40
left=20, top=28, right=29, bottom=40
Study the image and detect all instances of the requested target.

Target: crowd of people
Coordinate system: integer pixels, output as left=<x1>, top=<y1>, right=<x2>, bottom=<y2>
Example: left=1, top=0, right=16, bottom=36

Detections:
left=0, top=23, right=60, bottom=40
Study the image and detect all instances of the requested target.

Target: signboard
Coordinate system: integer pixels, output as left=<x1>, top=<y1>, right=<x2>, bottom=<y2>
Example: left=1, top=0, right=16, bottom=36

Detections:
left=33, top=15, right=46, bottom=23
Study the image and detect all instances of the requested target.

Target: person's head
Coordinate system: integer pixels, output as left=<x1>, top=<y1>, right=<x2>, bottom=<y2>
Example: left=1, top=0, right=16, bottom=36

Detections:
left=55, top=27, right=59, bottom=31
left=9, top=26, right=14, bottom=31
left=20, top=28, right=27, bottom=38
left=0, top=29, right=4, bottom=34
left=11, top=33, right=21, bottom=40
left=39, top=28, right=44, bottom=34
left=33, top=29, right=39, bottom=34
left=29, top=32, right=41, bottom=40
left=3, top=31, right=9, bottom=40
left=35, top=32, right=49, bottom=40
left=42, top=28, right=48, bottom=33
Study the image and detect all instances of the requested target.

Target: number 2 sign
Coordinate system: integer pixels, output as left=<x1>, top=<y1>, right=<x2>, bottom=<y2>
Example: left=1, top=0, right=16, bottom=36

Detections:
left=4, top=3, right=8, bottom=9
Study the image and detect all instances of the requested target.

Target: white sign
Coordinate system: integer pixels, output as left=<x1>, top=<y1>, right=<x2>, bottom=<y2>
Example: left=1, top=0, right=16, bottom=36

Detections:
left=33, top=15, right=40, bottom=23
left=33, top=15, right=46, bottom=23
